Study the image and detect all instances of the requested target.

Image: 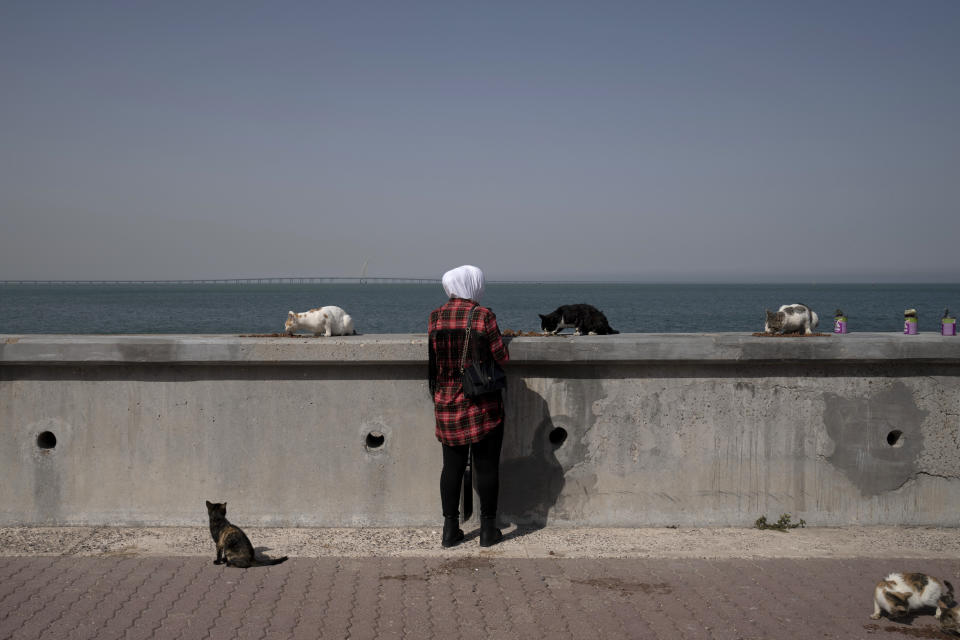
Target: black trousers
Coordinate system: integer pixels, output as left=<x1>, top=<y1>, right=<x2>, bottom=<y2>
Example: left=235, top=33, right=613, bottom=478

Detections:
left=440, top=423, right=504, bottom=520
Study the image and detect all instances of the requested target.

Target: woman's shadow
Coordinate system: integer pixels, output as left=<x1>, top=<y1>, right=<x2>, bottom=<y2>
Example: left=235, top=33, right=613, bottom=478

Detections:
left=496, top=377, right=566, bottom=540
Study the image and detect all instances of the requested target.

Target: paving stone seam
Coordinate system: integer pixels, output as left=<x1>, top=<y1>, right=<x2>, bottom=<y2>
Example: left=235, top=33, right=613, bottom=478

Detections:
left=289, top=559, right=320, bottom=638
left=29, top=555, right=116, bottom=639
left=355, top=558, right=383, bottom=639
left=737, top=560, right=802, bottom=632
left=94, top=558, right=153, bottom=637
left=504, top=564, right=547, bottom=637
left=247, top=566, right=285, bottom=640
left=673, top=561, right=728, bottom=639
left=408, top=556, right=435, bottom=639
left=536, top=560, right=579, bottom=637
left=232, top=562, right=271, bottom=639
left=604, top=560, right=675, bottom=640
left=426, top=561, right=462, bottom=640
left=746, top=559, right=826, bottom=630
left=121, top=561, right=181, bottom=639
left=0, top=558, right=40, bottom=616
left=673, top=558, right=735, bottom=640
left=198, top=563, right=244, bottom=640
left=446, top=563, right=475, bottom=640
left=562, top=560, right=639, bottom=639
left=3, top=561, right=94, bottom=635
left=645, top=560, right=705, bottom=639
left=170, top=565, right=220, bottom=640
left=396, top=557, right=413, bottom=638
left=371, top=557, right=387, bottom=639
left=258, top=563, right=292, bottom=640
left=313, top=559, right=345, bottom=637
left=698, top=559, right=765, bottom=638
left=316, top=558, right=351, bottom=638
left=464, top=560, right=497, bottom=640
left=491, top=560, right=528, bottom=634
left=341, top=558, right=364, bottom=640
left=509, top=561, right=562, bottom=636
left=494, top=562, right=540, bottom=635
left=149, top=558, right=205, bottom=640
left=100, top=559, right=154, bottom=637
left=46, top=558, right=122, bottom=634
left=544, top=563, right=587, bottom=637
left=0, top=556, right=59, bottom=623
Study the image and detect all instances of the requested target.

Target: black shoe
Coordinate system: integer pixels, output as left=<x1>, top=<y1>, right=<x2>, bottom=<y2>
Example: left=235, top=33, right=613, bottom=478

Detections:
left=442, top=517, right=464, bottom=548
left=479, top=517, right=503, bottom=547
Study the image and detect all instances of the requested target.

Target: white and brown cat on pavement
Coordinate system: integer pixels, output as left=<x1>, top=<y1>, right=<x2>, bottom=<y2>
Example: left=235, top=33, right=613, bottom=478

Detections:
left=871, top=572, right=959, bottom=632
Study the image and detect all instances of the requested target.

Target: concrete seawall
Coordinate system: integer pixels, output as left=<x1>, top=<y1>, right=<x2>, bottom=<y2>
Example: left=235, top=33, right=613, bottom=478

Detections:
left=3, top=333, right=960, bottom=527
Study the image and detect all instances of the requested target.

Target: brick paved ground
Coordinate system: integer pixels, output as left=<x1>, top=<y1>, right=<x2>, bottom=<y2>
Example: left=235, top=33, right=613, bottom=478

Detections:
left=2, top=556, right=959, bottom=639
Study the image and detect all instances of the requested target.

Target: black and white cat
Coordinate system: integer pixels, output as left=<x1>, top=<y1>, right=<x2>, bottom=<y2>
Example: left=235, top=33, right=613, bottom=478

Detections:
left=764, top=304, right=819, bottom=335
left=539, top=304, right=619, bottom=336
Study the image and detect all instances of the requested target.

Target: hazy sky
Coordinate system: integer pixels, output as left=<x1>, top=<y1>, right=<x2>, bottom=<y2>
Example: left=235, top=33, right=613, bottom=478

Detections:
left=2, top=1, right=958, bottom=282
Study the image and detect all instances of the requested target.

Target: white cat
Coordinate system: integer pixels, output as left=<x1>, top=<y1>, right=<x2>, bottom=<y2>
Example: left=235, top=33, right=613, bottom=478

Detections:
left=285, top=306, right=356, bottom=336
left=871, top=572, right=959, bottom=632
left=764, top=304, right=819, bottom=335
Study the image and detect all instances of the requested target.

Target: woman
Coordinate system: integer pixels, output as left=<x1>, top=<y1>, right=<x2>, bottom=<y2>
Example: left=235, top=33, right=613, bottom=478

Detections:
left=428, top=265, right=510, bottom=547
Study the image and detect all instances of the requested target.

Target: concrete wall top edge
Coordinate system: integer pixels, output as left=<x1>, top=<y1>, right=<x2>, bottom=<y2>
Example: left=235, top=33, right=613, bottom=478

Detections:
left=3, top=333, right=960, bottom=365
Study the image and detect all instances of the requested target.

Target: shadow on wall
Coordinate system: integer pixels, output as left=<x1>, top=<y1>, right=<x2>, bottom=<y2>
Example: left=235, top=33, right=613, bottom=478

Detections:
left=498, top=378, right=565, bottom=530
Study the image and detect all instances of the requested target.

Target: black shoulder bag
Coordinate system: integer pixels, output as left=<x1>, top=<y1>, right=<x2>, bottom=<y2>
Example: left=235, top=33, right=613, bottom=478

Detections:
left=460, top=307, right=507, bottom=398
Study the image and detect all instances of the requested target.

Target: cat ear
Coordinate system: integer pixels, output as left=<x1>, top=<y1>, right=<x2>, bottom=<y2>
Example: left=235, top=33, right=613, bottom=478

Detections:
left=288, top=311, right=296, bottom=317
left=205, top=500, right=212, bottom=508
left=538, top=314, right=546, bottom=320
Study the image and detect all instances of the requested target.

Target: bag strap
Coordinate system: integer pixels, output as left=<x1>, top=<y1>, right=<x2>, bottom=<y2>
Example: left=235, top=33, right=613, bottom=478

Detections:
left=459, top=306, right=479, bottom=373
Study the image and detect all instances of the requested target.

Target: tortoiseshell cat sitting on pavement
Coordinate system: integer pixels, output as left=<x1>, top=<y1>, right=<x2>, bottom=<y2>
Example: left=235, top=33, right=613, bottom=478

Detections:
left=206, top=501, right=288, bottom=568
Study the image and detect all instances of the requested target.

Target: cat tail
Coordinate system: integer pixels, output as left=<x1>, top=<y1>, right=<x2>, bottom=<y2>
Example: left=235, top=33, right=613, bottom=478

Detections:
left=253, top=556, right=288, bottom=566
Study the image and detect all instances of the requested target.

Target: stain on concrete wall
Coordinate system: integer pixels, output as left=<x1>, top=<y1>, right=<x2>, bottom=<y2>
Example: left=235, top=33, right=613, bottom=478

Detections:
left=22, top=417, right=71, bottom=523
left=823, top=381, right=927, bottom=496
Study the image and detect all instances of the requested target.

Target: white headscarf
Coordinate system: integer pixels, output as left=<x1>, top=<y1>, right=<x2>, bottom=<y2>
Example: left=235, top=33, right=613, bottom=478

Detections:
left=442, top=265, right=485, bottom=301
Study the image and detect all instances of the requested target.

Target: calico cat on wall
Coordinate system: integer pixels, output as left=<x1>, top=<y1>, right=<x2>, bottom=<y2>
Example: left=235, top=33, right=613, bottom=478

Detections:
left=206, top=501, right=288, bottom=568
left=539, top=304, right=619, bottom=336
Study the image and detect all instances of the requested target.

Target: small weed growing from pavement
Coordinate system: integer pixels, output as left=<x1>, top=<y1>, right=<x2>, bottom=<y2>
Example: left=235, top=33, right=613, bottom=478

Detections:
left=755, top=513, right=806, bottom=532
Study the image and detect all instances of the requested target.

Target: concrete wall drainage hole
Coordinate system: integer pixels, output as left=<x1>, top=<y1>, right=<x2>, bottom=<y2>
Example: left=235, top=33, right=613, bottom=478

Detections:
left=887, top=430, right=904, bottom=447
left=366, top=431, right=385, bottom=449
left=549, top=427, right=568, bottom=446
left=37, top=431, right=57, bottom=450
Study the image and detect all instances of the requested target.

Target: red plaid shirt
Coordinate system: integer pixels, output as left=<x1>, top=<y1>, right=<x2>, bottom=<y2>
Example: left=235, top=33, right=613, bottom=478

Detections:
left=428, top=297, right=510, bottom=446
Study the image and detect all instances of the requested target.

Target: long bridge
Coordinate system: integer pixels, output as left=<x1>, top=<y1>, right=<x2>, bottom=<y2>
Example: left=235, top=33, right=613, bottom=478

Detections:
left=0, top=277, right=443, bottom=286
left=0, top=277, right=577, bottom=286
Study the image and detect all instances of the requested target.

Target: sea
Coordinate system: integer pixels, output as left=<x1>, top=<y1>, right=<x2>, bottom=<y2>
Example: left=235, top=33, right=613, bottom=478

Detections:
left=1, top=282, right=959, bottom=335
